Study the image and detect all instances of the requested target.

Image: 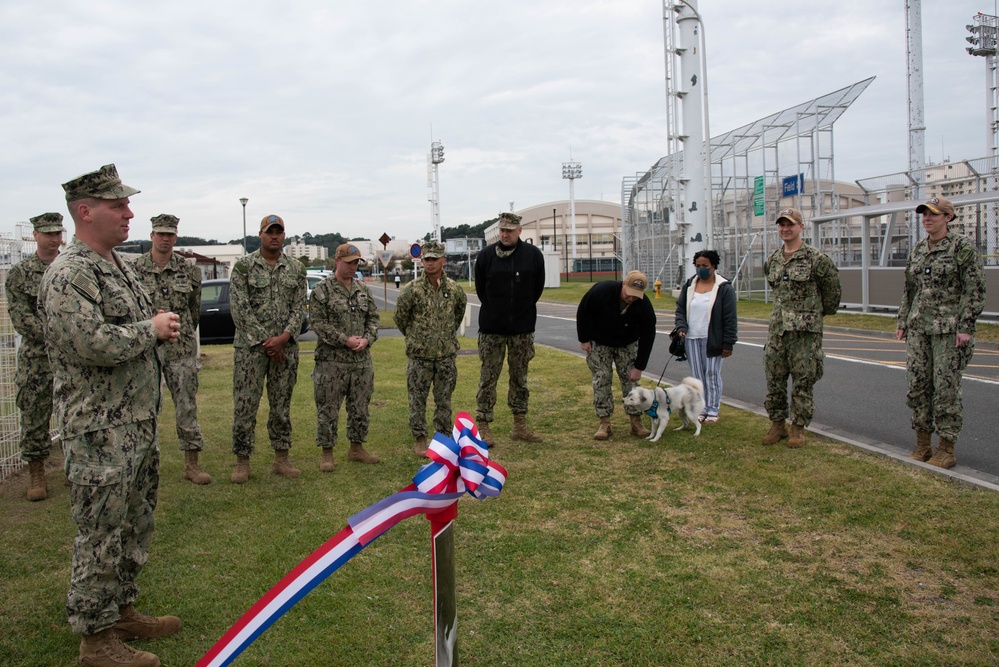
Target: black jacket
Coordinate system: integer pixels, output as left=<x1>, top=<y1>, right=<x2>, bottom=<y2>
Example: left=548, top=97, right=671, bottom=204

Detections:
left=475, top=240, right=546, bottom=335
left=674, top=277, right=738, bottom=357
left=576, top=280, right=657, bottom=371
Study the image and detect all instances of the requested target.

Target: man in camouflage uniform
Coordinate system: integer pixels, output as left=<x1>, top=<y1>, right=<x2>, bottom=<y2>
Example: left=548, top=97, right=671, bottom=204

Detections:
left=395, top=241, right=468, bottom=455
left=41, top=164, right=182, bottom=667
left=762, top=207, right=841, bottom=448
left=474, top=212, right=546, bottom=445
left=229, top=214, right=307, bottom=483
left=310, top=243, right=381, bottom=469
left=133, top=214, right=211, bottom=485
left=896, top=196, right=986, bottom=469
left=5, top=212, right=64, bottom=501
left=576, top=271, right=657, bottom=441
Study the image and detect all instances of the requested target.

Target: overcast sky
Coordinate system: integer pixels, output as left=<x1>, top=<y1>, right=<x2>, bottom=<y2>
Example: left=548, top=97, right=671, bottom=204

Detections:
left=0, top=0, right=989, bottom=244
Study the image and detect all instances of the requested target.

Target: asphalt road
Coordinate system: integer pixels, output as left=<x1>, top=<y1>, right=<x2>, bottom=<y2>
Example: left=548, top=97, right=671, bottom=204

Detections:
left=371, top=285, right=999, bottom=487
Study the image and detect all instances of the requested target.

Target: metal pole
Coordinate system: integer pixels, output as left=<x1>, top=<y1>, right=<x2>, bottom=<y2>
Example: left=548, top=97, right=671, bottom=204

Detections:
left=430, top=507, right=458, bottom=667
left=239, top=197, right=248, bottom=256
left=588, top=232, right=593, bottom=281
left=905, top=0, right=926, bottom=204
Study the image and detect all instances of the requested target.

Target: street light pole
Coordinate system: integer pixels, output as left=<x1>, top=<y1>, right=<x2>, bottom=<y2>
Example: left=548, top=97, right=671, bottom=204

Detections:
left=561, top=159, right=582, bottom=275
left=239, top=197, right=248, bottom=255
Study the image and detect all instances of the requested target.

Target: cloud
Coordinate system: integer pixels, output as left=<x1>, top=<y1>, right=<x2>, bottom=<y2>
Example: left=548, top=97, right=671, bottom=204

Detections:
left=0, top=0, right=988, bottom=243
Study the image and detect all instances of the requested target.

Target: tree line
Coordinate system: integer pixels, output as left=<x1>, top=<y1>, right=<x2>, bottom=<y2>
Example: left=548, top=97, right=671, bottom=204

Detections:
left=117, top=217, right=498, bottom=257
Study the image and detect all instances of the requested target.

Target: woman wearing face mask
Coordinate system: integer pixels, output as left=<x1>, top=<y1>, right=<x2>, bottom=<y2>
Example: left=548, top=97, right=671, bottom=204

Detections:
left=674, top=250, right=738, bottom=423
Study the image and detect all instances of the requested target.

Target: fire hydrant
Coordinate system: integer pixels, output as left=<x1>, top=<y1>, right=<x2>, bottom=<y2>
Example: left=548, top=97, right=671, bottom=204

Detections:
left=654, top=280, right=662, bottom=299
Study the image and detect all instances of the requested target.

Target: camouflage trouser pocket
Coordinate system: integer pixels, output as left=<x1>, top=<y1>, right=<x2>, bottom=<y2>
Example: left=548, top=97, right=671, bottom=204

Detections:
left=66, top=463, right=121, bottom=487
left=67, top=462, right=124, bottom=529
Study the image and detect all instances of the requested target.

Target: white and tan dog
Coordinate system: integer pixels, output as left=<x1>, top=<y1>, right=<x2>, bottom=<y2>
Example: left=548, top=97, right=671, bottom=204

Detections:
left=623, top=377, right=706, bottom=441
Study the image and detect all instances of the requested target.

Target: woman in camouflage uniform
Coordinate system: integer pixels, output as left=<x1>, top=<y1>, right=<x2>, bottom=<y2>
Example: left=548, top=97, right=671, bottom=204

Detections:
left=896, top=197, right=986, bottom=469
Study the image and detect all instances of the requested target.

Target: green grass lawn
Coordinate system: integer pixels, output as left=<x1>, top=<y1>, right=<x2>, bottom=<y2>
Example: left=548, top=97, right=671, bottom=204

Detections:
left=2, top=339, right=998, bottom=666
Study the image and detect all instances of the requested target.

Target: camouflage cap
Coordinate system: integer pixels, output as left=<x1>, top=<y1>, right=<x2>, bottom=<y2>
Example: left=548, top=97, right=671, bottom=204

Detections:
left=916, top=196, right=956, bottom=217
left=30, top=212, right=65, bottom=234
left=259, top=214, right=285, bottom=232
left=62, top=164, right=140, bottom=202
left=421, top=241, right=446, bottom=259
left=623, top=270, right=649, bottom=298
left=775, top=208, right=804, bottom=225
left=334, top=243, right=366, bottom=264
left=497, top=212, right=522, bottom=230
left=150, top=214, right=179, bottom=234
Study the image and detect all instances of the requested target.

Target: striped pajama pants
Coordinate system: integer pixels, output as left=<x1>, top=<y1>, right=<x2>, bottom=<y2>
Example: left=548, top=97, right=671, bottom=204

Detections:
left=685, top=337, right=724, bottom=417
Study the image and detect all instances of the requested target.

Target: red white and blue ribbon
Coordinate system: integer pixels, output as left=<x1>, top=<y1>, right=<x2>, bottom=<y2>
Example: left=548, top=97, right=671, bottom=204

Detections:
left=196, top=412, right=506, bottom=667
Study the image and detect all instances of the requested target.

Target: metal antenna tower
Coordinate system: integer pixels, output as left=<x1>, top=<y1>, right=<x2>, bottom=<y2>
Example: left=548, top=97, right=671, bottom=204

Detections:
left=428, top=140, right=445, bottom=242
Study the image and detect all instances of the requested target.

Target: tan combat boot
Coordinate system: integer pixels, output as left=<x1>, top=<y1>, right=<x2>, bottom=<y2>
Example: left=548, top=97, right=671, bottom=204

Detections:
left=927, top=437, right=956, bottom=469
left=231, top=455, right=250, bottom=484
left=787, top=423, right=806, bottom=448
left=511, top=414, right=543, bottom=443
left=347, top=442, right=380, bottom=464
left=26, top=459, right=48, bottom=501
left=761, top=420, right=788, bottom=446
left=79, top=628, right=160, bottom=667
left=414, top=435, right=429, bottom=457
left=477, top=422, right=495, bottom=447
left=114, top=604, right=182, bottom=641
left=909, top=431, right=933, bottom=462
left=593, top=417, right=612, bottom=441
left=320, top=447, right=336, bottom=472
left=629, top=414, right=651, bottom=438
left=183, top=450, right=212, bottom=485
left=271, top=450, right=301, bottom=478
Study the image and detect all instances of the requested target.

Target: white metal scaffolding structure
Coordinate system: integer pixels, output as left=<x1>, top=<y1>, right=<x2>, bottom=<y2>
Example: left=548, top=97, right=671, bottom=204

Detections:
left=622, top=78, right=873, bottom=295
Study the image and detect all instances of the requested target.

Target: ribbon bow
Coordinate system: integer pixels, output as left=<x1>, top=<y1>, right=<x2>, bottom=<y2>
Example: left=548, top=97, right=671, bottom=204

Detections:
left=413, top=412, right=505, bottom=498
left=198, top=412, right=505, bottom=667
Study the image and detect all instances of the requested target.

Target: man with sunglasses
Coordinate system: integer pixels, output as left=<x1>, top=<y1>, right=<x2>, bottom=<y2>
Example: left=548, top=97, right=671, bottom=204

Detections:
left=761, top=208, right=841, bottom=449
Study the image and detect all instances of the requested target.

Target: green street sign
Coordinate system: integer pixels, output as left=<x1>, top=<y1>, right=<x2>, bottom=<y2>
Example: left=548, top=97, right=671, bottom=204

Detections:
left=753, top=176, right=765, bottom=216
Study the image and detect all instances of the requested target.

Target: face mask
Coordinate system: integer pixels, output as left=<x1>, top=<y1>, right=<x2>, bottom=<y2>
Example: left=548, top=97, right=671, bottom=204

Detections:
left=696, top=267, right=711, bottom=281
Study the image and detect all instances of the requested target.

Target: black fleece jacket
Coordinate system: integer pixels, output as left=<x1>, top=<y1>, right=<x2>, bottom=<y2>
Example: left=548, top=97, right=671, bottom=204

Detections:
left=575, top=280, right=658, bottom=371
left=474, top=239, right=546, bottom=335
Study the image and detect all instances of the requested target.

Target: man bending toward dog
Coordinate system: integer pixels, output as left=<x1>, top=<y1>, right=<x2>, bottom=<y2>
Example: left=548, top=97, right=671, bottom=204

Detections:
left=762, top=208, right=841, bottom=448
left=576, top=271, right=657, bottom=441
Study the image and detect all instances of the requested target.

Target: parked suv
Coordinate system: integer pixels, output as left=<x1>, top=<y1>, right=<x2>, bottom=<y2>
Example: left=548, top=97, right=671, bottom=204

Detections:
left=199, top=278, right=309, bottom=345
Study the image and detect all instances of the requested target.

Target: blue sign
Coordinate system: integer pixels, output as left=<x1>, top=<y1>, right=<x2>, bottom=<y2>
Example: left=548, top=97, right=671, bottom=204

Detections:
left=782, top=174, right=804, bottom=197
left=410, top=243, right=422, bottom=258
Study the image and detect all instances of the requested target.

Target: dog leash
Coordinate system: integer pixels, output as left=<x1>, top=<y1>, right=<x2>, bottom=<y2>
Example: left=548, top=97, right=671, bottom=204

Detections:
left=645, top=355, right=676, bottom=420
